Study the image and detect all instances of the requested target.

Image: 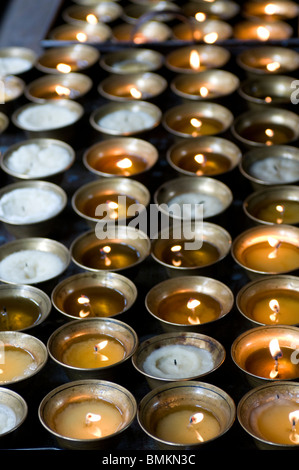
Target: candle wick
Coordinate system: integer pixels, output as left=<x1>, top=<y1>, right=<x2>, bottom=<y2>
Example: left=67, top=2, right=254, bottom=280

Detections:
left=174, top=359, right=177, bottom=365
left=94, top=346, right=98, bottom=353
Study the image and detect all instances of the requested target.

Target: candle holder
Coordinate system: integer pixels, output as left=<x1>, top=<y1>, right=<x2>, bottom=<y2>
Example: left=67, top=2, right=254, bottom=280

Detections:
left=0, top=237, right=70, bottom=286
left=24, top=73, right=93, bottom=103
left=236, top=275, right=299, bottom=327
left=0, top=75, right=25, bottom=114
left=132, top=332, right=225, bottom=389
left=1, top=138, right=75, bottom=183
left=154, top=176, right=233, bottom=221
left=237, top=381, right=299, bottom=450
left=231, top=108, right=299, bottom=149
left=0, top=180, right=67, bottom=238
left=151, top=221, right=231, bottom=278
left=51, top=271, right=137, bottom=321
left=90, top=101, right=161, bottom=137
left=100, top=47, right=164, bottom=74
left=162, top=102, right=233, bottom=139
left=83, top=137, right=158, bottom=179
left=0, top=330, right=48, bottom=388
left=165, top=44, right=230, bottom=74
left=62, top=2, right=123, bottom=25
left=11, top=100, right=84, bottom=142
left=231, top=224, right=299, bottom=279
left=70, top=226, right=150, bottom=276
left=47, top=317, right=138, bottom=381
left=243, top=185, right=299, bottom=226
left=167, top=136, right=241, bottom=178
left=137, top=381, right=235, bottom=450
left=170, top=69, right=239, bottom=103
left=242, top=0, right=299, bottom=21
left=172, top=18, right=232, bottom=43
left=233, top=20, right=292, bottom=41
left=238, top=75, right=296, bottom=111
left=145, top=275, right=234, bottom=333
left=71, top=177, right=150, bottom=228
left=0, top=46, right=37, bottom=77
left=231, top=326, right=299, bottom=388
left=98, top=72, right=167, bottom=102
left=38, top=379, right=137, bottom=450
left=182, top=0, right=240, bottom=21
left=236, top=46, right=299, bottom=77
left=36, top=44, right=100, bottom=75
left=48, top=22, right=112, bottom=43
left=111, top=21, right=172, bottom=43
left=0, top=283, right=51, bottom=332
left=239, top=145, right=299, bottom=190
left=0, top=387, right=27, bottom=438
left=0, top=113, right=9, bottom=135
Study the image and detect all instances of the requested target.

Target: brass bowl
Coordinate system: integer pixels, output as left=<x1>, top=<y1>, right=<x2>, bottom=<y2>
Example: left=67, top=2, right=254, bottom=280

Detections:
left=236, top=274, right=299, bottom=327
left=90, top=100, right=162, bottom=136
left=51, top=271, right=137, bottom=321
left=0, top=330, right=48, bottom=387
left=0, top=237, right=70, bottom=286
left=238, top=75, right=296, bottom=110
left=165, top=44, right=230, bottom=73
left=237, top=46, right=299, bottom=76
left=132, top=332, right=226, bottom=389
left=233, top=20, right=293, bottom=41
left=243, top=185, right=299, bottom=226
left=1, top=138, right=75, bottom=182
left=167, top=136, right=241, bottom=178
left=70, top=226, right=151, bottom=274
left=25, top=73, right=93, bottom=103
left=38, top=379, right=137, bottom=450
left=83, top=137, right=158, bottom=178
left=0, top=46, right=37, bottom=76
left=62, top=2, right=123, bottom=24
left=71, top=177, right=150, bottom=227
left=47, top=317, right=138, bottom=381
left=111, top=21, right=172, bottom=43
left=0, top=180, right=67, bottom=238
left=162, top=102, right=234, bottom=139
left=239, top=145, right=299, bottom=190
left=100, top=47, right=164, bottom=74
left=137, top=381, right=236, bottom=450
left=154, top=176, right=233, bottom=220
left=242, top=0, right=299, bottom=21
left=237, top=381, right=299, bottom=450
left=11, top=100, right=84, bottom=140
left=145, top=275, right=234, bottom=333
left=98, top=72, right=167, bottom=101
left=183, top=1, right=240, bottom=20
left=172, top=18, right=232, bottom=43
left=170, top=69, right=239, bottom=101
left=231, top=325, right=299, bottom=388
left=48, top=22, right=112, bottom=43
left=0, top=283, right=51, bottom=332
left=0, top=388, right=28, bottom=437
left=36, top=44, right=100, bottom=74
left=231, top=107, right=299, bottom=149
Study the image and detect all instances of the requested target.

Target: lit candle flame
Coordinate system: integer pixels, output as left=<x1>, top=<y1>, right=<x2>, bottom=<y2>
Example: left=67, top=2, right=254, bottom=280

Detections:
left=86, top=13, right=98, bottom=25
left=78, top=295, right=92, bottom=318
left=76, top=32, right=88, bottom=42
left=265, top=128, right=274, bottom=138
left=257, top=26, right=270, bottom=41
left=190, top=118, right=202, bottom=128
left=265, top=96, right=272, bottom=103
left=130, top=87, right=142, bottom=99
left=265, top=3, right=278, bottom=15
left=94, top=340, right=109, bottom=361
left=171, top=244, right=182, bottom=267
left=100, top=245, right=112, bottom=266
left=266, top=61, right=280, bottom=72
left=105, top=201, right=119, bottom=220
left=187, top=298, right=201, bottom=310
left=116, top=158, right=133, bottom=169
left=269, top=338, right=283, bottom=379
left=195, top=12, right=206, bottom=22
left=203, top=32, right=218, bottom=44
left=269, top=299, right=280, bottom=322
left=187, top=298, right=201, bottom=324
left=268, top=237, right=281, bottom=259
left=56, top=63, right=71, bottom=73
left=194, top=153, right=206, bottom=165
left=189, top=412, right=205, bottom=442
left=199, top=86, right=209, bottom=98
left=55, top=85, right=71, bottom=97
left=190, top=50, right=201, bottom=70
left=171, top=245, right=182, bottom=252
left=86, top=412, right=101, bottom=424
left=289, top=411, right=299, bottom=444
left=276, top=204, right=285, bottom=224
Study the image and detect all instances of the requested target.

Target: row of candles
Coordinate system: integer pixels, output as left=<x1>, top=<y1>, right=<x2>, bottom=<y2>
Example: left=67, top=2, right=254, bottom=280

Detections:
left=1, top=31, right=299, bottom=450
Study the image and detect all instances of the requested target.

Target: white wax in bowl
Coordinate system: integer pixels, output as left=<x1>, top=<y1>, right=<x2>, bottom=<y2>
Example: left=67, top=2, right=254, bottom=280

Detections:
left=249, top=157, right=299, bottom=183
left=0, top=404, right=17, bottom=435
left=0, top=57, right=32, bottom=75
left=142, top=344, right=214, bottom=379
left=166, top=192, right=224, bottom=219
left=0, top=187, right=64, bottom=223
left=16, top=103, right=79, bottom=130
left=0, top=249, right=65, bottom=284
left=6, top=143, right=72, bottom=177
left=98, top=109, right=156, bottom=133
